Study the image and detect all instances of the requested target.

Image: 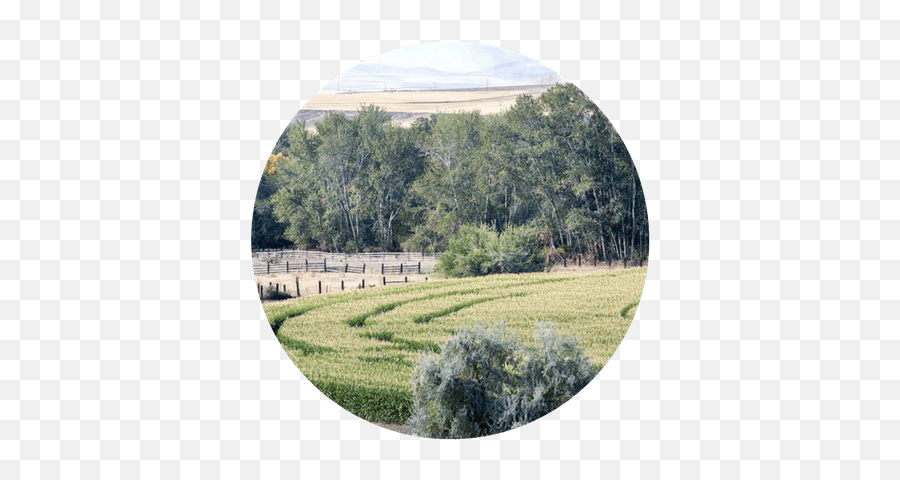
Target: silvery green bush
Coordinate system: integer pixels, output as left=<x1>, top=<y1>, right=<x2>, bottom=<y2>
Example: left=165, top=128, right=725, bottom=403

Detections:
left=408, top=322, right=596, bottom=438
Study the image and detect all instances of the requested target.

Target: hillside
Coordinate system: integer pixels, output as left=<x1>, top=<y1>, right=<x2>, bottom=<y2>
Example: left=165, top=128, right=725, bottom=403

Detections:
left=291, top=84, right=556, bottom=128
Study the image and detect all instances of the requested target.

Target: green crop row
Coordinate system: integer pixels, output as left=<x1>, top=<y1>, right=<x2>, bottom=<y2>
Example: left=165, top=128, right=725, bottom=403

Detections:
left=412, top=292, right=527, bottom=324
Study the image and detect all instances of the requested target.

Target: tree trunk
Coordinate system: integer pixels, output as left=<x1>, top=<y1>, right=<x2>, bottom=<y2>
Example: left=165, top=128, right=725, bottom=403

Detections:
left=630, top=176, right=636, bottom=259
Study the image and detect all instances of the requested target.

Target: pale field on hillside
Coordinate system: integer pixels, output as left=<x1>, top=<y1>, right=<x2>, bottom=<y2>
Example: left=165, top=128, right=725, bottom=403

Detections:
left=301, top=85, right=554, bottom=126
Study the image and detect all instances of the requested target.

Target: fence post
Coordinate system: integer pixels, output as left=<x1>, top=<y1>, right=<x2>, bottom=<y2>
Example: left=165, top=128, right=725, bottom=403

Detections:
left=363, top=263, right=366, bottom=274
left=381, top=264, right=384, bottom=275
left=341, top=280, right=344, bottom=291
left=318, top=281, right=322, bottom=294
left=296, top=277, right=300, bottom=297
left=400, top=263, right=404, bottom=274
left=563, top=257, right=567, bottom=268
left=345, top=264, right=348, bottom=273
left=405, top=276, right=408, bottom=283
left=362, top=279, right=365, bottom=289
left=594, top=255, right=597, bottom=267
left=267, top=263, right=270, bottom=275
left=383, top=276, right=386, bottom=286
left=324, top=258, right=327, bottom=271
left=286, top=261, right=289, bottom=272
left=305, top=259, right=308, bottom=272
left=418, top=262, right=421, bottom=274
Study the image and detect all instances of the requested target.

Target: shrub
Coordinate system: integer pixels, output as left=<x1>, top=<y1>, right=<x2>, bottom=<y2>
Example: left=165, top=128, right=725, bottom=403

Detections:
left=437, top=224, right=545, bottom=277
left=435, top=224, right=497, bottom=277
left=408, top=322, right=597, bottom=439
left=495, top=324, right=596, bottom=430
left=261, top=285, right=292, bottom=301
left=401, top=223, right=446, bottom=254
left=493, top=225, right=545, bottom=274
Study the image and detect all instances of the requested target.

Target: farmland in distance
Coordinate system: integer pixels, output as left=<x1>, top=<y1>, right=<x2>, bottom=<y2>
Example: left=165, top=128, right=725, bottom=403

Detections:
left=292, top=84, right=555, bottom=130
left=264, top=267, right=647, bottom=425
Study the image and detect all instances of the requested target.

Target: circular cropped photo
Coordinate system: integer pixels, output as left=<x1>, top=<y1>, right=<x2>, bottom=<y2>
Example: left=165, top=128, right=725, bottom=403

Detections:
left=252, top=42, right=648, bottom=438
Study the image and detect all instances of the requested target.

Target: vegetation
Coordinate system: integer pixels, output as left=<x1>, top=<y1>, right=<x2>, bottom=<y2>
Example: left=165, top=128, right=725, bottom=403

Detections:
left=260, top=284, right=292, bottom=301
left=252, top=152, right=294, bottom=250
left=437, top=224, right=545, bottom=277
left=266, top=268, right=646, bottom=425
left=253, top=83, right=648, bottom=263
left=409, top=322, right=596, bottom=439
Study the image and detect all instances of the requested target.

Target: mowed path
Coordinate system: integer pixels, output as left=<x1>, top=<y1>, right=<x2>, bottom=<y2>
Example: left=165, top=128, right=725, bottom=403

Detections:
left=263, top=268, right=647, bottom=422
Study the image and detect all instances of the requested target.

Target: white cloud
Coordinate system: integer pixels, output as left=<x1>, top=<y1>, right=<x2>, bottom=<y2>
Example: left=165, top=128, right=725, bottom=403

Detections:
left=322, top=42, right=563, bottom=92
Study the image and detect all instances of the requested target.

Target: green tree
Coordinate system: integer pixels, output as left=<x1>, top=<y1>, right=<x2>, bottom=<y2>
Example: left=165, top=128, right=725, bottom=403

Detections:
left=251, top=152, right=293, bottom=250
left=257, top=84, right=649, bottom=262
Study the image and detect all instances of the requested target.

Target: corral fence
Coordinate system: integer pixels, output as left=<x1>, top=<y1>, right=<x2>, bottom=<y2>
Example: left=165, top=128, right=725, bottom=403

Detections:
left=257, top=275, right=431, bottom=300
left=252, top=258, right=427, bottom=276
left=252, top=250, right=438, bottom=276
left=253, top=249, right=441, bottom=262
left=253, top=249, right=647, bottom=277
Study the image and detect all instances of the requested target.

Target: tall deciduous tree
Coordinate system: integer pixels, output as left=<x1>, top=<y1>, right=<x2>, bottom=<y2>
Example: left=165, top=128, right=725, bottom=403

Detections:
left=254, top=85, right=649, bottom=261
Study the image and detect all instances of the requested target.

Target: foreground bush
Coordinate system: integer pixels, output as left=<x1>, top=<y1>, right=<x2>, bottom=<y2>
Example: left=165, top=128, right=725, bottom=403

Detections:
left=408, top=322, right=596, bottom=438
left=437, top=224, right=545, bottom=277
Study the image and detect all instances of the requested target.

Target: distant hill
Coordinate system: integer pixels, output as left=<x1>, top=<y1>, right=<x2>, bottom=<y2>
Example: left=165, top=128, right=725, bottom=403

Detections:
left=290, top=84, right=557, bottom=129
left=289, top=109, right=424, bottom=129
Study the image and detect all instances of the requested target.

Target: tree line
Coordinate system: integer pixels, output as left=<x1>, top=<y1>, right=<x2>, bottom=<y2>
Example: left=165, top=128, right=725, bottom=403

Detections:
left=252, top=83, right=649, bottom=263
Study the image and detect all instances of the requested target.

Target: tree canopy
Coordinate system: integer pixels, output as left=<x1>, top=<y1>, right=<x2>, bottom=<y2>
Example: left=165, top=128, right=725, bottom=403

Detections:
left=252, top=83, right=648, bottom=262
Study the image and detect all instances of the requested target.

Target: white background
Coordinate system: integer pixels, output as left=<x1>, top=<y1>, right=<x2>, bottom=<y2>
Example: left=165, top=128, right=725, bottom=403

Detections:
left=3, top=0, right=896, bottom=478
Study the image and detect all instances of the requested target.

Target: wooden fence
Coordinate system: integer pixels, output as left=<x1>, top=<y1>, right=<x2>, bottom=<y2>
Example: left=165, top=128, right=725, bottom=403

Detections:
left=380, top=262, right=422, bottom=275
left=258, top=275, right=429, bottom=300
left=254, top=249, right=441, bottom=261
left=253, top=259, right=425, bottom=276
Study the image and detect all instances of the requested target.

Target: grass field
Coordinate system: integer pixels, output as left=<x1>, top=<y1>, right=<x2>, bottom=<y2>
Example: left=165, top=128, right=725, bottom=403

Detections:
left=264, top=268, right=647, bottom=424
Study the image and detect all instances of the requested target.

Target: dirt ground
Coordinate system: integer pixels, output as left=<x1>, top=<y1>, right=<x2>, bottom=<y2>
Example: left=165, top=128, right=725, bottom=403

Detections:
left=546, top=259, right=646, bottom=274
left=253, top=250, right=438, bottom=272
left=254, top=271, right=433, bottom=299
left=254, top=260, right=646, bottom=301
left=374, top=423, right=417, bottom=437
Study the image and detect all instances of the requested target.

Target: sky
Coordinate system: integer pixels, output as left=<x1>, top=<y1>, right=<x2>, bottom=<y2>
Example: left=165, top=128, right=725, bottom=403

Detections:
left=321, top=42, right=564, bottom=92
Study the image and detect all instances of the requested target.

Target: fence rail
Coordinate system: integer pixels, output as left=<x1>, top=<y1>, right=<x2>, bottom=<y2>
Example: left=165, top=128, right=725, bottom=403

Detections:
left=253, top=260, right=427, bottom=276
left=257, top=275, right=430, bottom=300
left=253, top=250, right=646, bottom=276
left=254, top=249, right=441, bottom=260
